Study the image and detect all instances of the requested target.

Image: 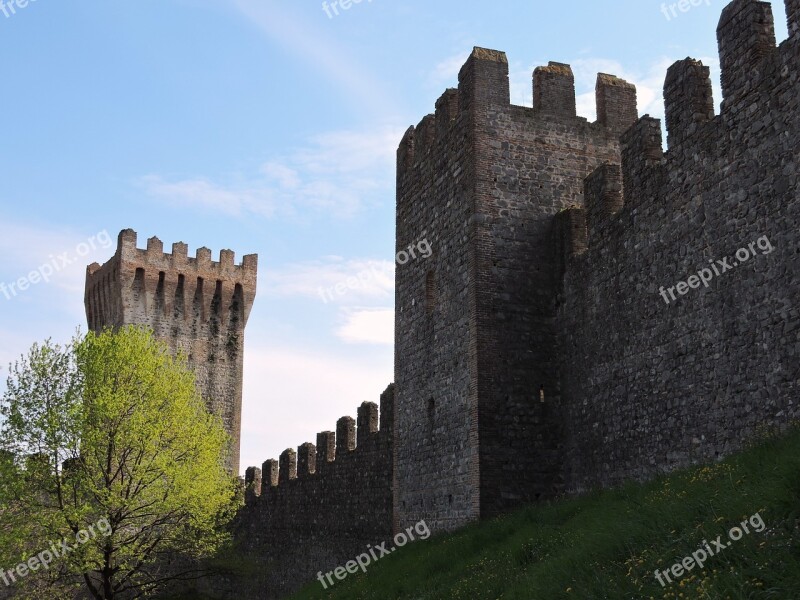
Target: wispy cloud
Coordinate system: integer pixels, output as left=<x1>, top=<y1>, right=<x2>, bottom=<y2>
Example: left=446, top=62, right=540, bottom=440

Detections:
left=228, top=0, right=399, bottom=118
left=266, top=257, right=394, bottom=303
left=335, top=307, right=394, bottom=345
left=428, top=50, right=470, bottom=88
left=263, top=255, right=395, bottom=345
left=0, top=219, right=113, bottom=304
left=138, top=176, right=275, bottom=218
left=139, top=126, right=404, bottom=220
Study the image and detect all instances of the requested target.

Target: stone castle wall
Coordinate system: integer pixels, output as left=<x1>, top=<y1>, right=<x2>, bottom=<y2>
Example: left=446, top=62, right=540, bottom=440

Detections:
left=556, top=0, right=800, bottom=492
left=232, top=386, right=394, bottom=599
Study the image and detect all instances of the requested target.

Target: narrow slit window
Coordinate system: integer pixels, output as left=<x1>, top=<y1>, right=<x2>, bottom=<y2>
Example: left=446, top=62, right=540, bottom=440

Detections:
left=425, top=270, right=437, bottom=314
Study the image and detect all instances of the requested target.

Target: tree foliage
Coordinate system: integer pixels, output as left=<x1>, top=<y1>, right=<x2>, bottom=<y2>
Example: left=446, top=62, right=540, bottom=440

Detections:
left=0, top=326, right=240, bottom=599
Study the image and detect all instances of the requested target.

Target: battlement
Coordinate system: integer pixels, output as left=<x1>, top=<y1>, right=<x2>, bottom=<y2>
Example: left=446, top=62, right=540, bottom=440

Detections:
left=533, top=62, right=576, bottom=118
left=396, top=44, right=638, bottom=529
left=553, top=0, right=797, bottom=263
left=717, top=0, right=777, bottom=109
left=244, top=385, right=394, bottom=501
left=664, top=58, right=715, bottom=148
left=181, top=2, right=800, bottom=596
left=552, top=0, right=800, bottom=493
left=85, top=229, right=258, bottom=334
left=596, top=73, right=638, bottom=136
left=86, top=229, right=258, bottom=280
left=397, top=47, right=638, bottom=179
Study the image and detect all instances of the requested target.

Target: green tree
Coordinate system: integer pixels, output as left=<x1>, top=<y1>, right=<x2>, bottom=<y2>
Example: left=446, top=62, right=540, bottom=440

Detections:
left=0, top=327, right=240, bottom=599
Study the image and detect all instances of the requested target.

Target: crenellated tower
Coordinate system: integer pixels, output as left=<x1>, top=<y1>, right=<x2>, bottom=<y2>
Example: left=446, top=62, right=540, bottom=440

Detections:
left=84, top=229, right=258, bottom=474
left=395, top=47, right=638, bottom=532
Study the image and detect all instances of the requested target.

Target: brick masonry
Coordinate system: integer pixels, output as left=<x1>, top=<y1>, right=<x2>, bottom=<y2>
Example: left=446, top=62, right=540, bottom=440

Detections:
left=84, top=229, right=257, bottom=474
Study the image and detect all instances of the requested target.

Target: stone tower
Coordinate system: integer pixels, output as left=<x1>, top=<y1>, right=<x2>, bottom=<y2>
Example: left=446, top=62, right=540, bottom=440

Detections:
left=84, top=229, right=258, bottom=474
left=394, top=49, right=638, bottom=532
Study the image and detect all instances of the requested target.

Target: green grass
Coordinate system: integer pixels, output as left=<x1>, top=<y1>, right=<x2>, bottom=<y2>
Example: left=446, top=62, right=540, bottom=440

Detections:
left=291, top=427, right=800, bottom=599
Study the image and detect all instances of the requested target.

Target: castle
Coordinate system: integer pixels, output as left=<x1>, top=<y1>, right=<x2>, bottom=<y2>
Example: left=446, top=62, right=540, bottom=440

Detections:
left=86, top=0, right=800, bottom=597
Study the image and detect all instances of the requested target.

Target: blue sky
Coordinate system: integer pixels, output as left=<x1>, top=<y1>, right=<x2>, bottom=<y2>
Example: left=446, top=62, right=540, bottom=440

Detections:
left=0, top=0, right=790, bottom=474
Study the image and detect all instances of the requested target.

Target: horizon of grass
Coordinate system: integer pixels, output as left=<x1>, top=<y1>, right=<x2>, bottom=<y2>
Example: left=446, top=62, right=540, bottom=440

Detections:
left=290, top=426, right=800, bottom=599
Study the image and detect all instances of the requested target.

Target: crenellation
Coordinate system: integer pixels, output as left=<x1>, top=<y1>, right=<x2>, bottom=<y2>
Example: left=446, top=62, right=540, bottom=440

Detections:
left=219, top=249, right=235, bottom=271
left=379, top=383, right=395, bottom=433
left=533, top=61, right=576, bottom=118
left=118, top=228, right=137, bottom=253
left=123, top=2, right=800, bottom=597
left=146, top=236, right=163, bottom=255
left=414, top=115, right=436, bottom=159
left=245, top=467, right=262, bottom=501
left=717, top=0, right=776, bottom=108
left=196, top=247, right=212, bottom=269
left=238, top=391, right=394, bottom=597
left=86, top=261, right=101, bottom=276
left=336, top=417, right=356, bottom=453
left=241, top=253, right=258, bottom=276
left=279, top=449, right=297, bottom=483
left=357, top=402, right=379, bottom=447
left=316, top=431, right=336, bottom=466
left=664, top=58, right=716, bottom=149
left=262, top=460, right=279, bottom=492
left=85, top=229, right=257, bottom=474
left=397, top=126, right=416, bottom=176
left=596, top=73, right=638, bottom=136
left=172, top=241, right=188, bottom=262
left=457, top=46, right=510, bottom=113
left=249, top=398, right=393, bottom=494
left=297, top=443, right=316, bottom=478
left=557, top=0, right=799, bottom=494
left=397, top=37, right=631, bottom=532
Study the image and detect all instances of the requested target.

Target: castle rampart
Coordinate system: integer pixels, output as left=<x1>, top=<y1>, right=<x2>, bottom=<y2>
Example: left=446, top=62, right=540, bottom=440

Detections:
left=235, top=386, right=394, bottom=599
left=555, top=0, right=800, bottom=492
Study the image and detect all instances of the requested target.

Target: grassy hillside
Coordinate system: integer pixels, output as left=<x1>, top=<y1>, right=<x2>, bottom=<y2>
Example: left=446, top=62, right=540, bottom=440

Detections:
left=291, top=427, right=800, bottom=599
